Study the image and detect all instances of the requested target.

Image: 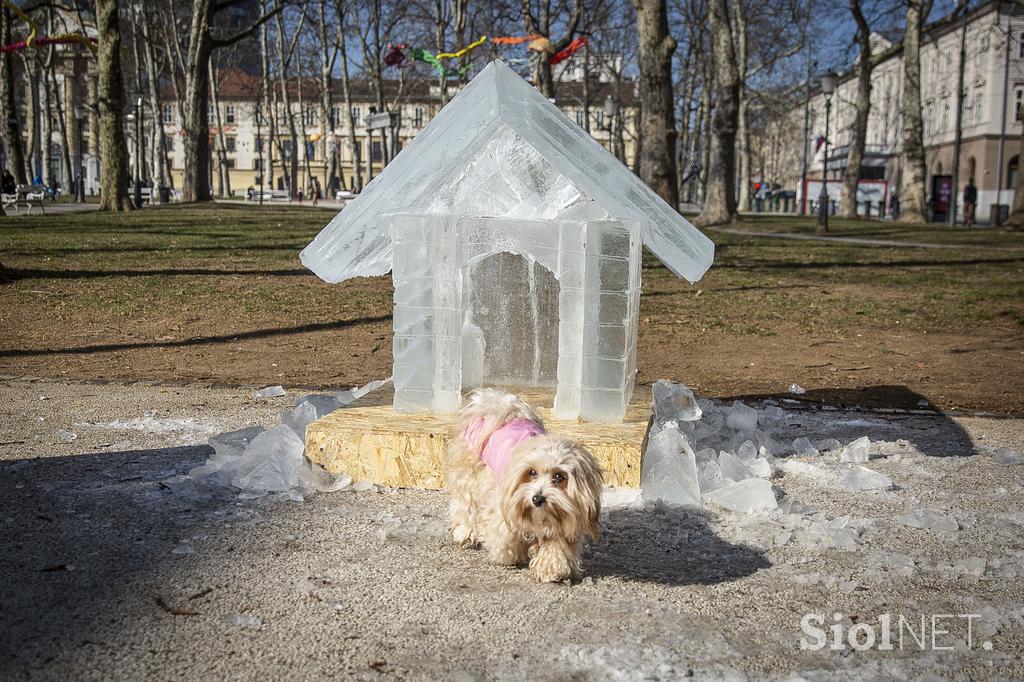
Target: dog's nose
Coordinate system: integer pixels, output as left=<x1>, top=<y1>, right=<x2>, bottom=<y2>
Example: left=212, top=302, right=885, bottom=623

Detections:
left=531, top=494, right=546, bottom=507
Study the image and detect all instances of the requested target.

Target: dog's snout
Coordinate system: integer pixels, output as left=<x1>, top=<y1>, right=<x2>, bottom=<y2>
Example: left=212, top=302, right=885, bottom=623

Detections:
left=531, top=494, right=546, bottom=507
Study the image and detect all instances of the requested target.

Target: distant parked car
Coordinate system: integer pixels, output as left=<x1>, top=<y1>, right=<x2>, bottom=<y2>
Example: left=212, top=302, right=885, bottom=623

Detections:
left=335, top=189, right=357, bottom=201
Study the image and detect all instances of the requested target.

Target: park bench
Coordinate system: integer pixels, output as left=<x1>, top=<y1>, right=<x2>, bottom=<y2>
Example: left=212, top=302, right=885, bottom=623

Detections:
left=1, top=185, right=46, bottom=215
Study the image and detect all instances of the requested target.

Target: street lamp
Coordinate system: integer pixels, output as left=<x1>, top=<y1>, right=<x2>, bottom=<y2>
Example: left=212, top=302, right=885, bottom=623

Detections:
left=134, top=95, right=144, bottom=208
left=817, top=70, right=837, bottom=234
left=603, top=94, right=618, bottom=158
left=73, top=105, right=86, bottom=202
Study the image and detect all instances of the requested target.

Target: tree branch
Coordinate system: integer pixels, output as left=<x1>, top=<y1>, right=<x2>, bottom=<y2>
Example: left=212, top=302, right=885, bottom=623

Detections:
left=211, top=2, right=283, bottom=49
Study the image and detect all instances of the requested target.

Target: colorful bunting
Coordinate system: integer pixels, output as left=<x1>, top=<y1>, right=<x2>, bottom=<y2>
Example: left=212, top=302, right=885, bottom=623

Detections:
left=550, top=36, right=588, bottom=65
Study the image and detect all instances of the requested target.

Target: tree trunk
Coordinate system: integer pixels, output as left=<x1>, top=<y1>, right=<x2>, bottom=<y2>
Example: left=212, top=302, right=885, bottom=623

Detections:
left=49, top=66, right=75, bottom=194
left=209, top=61, right=231, bottom=198
left=96, top=0, right=134, bottom=211
left=335, top=0, right=361, bottom=191
left=1007, top=131, right=1024, bottom=227
left=733, top=2, right=752, bottom=212
left=631, top=0, right=679, bottom=208
left=317, top=0, right=339, bottom=194
left=0, top=7, right=27, bottom=183
left=841, top=0, right=876, bottom=218
left=140, top=3, right=166, bottom=203
left=182, top=0, right=214, bottom=202
left=897, top=0, right=932, bottom=223
left=695, top=0, right=740, bottom=226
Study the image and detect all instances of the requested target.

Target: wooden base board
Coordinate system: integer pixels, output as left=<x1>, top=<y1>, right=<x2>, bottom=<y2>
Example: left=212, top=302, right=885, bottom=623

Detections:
left=305, top=386, right=652, bottom=490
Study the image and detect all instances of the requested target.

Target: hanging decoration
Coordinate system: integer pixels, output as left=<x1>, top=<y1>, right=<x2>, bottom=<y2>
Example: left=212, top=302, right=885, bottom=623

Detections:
left=490, top=35, right=540, bottom=45
left=0, top=1, right=97, bottom=54
left=550, top=36, right=588, bottom=65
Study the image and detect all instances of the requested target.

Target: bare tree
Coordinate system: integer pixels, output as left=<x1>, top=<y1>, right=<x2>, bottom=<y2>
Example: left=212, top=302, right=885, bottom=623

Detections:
left=95, top=0, right=134, bottom=210
left=840, top=0, right=885, bottom=218
left=896, top=0, right=933, bottom=223
left=334, top=0, right=361, bottom=191
left=694, top=0, right=740, bottom=226
left=632, top=0, right=678, bottom=207
left=139, top=1, right=167, bottom=202
left=522, top=0, right=582, bottom=98
left=0, top=6, right=28, bottom=182
left=181, top=0, right=281, bottom=202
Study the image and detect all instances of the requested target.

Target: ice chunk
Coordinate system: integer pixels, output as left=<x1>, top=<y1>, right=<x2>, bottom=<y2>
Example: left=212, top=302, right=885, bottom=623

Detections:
left=336, top=376, right=391, bottom=405
left=725, top=401, right=758, bottom=432
left=697, top=460, right=726, bottom=492
left=695, top=447, right=718, bottom=463
left=295, top=394, right=342, bottom=418
left=736, top=440, right=758, bottom=461
left=55, top=430, right=77, bottom=442
left=760, top=405, right=787, bottom=423
left=704, top=478, right=777, bottom=513
left=640, top=423, right=701, bottom=506
left=652, top=380, right=702, bottom=423
left=896, top=509, right=959, bottom=532
left=281, top=402, right=318, bottom=439
left=256, top=385, right=286, bottom=399
left=815, top=438, right=841, bottom=453
left=838, top=465, right=893, bottom=491
left=840, top=436, right=871, bottom=463
left=745, top=457, right=773, bottom=479
left=230, top=426, right=307, bottom=493
left=208, top=426, right=265, bottom=458
left=717, top=452, right=747, bottom=483
left=789, top=383, right=806, bottom=395
left=792, top=437, right=819, bottom=457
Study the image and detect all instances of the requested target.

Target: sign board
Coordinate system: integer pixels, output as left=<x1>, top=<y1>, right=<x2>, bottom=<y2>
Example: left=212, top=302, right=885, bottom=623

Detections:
left=366, top=112, right=396, bottom=131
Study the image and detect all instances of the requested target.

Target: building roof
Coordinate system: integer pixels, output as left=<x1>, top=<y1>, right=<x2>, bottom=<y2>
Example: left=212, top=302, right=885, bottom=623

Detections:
left=300, top=60, right=713, bottom=284
left=171, top=68, right=639, bottom=108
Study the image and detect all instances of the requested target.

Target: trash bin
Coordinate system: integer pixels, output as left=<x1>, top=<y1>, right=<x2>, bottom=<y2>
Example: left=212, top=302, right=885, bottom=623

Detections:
left=990, top=203, right=1009, bottom=226
left=159, top=186, right=171, bottom=203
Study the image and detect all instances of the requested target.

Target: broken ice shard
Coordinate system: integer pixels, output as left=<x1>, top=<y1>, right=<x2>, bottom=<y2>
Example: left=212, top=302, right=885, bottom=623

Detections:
left=208, top=425, right=265, bottom=459
left=295, top=394, right=342, bottom=418
left=896, top=509, right=959, bottom=532
left=725, top=401, right=758, bottom=433
left=652, top=380, right=702, bottom=423
left=281, top=401, right=319, bottom=439
left=792, top=437, right=819, bottom=457
left=840, top=436, right=871, bottom=463
left=256, top=385, right=286, bottom=399
left=838, top=465, right=893, bottom=491
left=697, top=460, right=726, bottom=492
left=229, top=426, right=307, bottom=493
left=640, top=423, right=701, bottom=506
left=703, top=478, right=778, bottom=513
left=815, top=438, right=841, bottom=453
left=336, top=377, right=391, bottom=405
left=789, top=383, right=806, bottom=395
left=718, top=451, right=748, bottom=483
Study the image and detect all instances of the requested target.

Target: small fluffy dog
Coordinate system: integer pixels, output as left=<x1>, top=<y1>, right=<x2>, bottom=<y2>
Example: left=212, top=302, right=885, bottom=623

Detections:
left=447, top=388, right=603, bottom=582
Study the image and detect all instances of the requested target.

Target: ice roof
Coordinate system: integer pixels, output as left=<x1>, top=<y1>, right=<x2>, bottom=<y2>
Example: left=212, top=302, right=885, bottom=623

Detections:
left=300, top=59, right=714, bottom=284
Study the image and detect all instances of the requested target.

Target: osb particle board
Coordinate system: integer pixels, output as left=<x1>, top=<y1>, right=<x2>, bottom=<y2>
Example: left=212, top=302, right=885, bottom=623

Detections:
left=305, top=386, right=651, bottom=490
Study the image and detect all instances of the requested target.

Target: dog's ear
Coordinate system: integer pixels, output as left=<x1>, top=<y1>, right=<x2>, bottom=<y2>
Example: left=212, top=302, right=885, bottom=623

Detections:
left=565, top=443, right=603, bottom=541
left=499, top=458, right=533, bottom=534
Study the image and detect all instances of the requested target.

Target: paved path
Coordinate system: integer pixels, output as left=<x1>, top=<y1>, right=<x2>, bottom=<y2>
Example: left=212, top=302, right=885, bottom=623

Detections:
left=0, top=378, right=1021, bottom=680
left=708, top=226, right=1016, bottom=250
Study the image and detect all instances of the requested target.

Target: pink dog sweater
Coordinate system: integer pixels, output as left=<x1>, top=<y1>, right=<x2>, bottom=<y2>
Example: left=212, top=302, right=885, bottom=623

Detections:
left=463, top=417, right=545, bottom=476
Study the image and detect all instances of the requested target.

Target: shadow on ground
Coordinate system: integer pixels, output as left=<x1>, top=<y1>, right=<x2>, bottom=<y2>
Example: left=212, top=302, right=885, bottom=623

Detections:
left=726, top=385, right=977, bottom=458
left=589, top=505, right=769, bottom=586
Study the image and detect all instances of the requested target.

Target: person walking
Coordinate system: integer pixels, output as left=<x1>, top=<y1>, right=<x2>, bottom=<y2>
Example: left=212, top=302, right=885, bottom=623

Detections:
left=962, top=178, right=977, bottom=228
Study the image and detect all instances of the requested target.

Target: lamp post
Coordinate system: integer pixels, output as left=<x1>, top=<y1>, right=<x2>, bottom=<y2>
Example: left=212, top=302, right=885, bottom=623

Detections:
left=73, top=105, right=86, bottom=202
left=256, top=99, right=264, bottom=207
left=817, top=70, right=837, bottom=234
left=132, top=95, right=143, bottom=208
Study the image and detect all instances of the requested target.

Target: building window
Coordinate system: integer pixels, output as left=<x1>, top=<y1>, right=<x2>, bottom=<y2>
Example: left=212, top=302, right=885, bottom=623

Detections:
left=306, top=141, right=316, bottom=160
left=222, top=158, right=235, bottom=169
left=282, top=139, right=293, bottom=159
left=974, top=91, right=983, bottom=125
left=596, top=110, right=604, bottom=128
left=254, top=137, right=263, bottom=153
left=253, top=158, right=264, bottom=171
left=225, top=104, right=235, bottom=124
left=1015, top=86, right=1024, bottom=121
left=414, top=107, right=424, bottom=127
left=303, top=107, right=315, bottom=126
left=1019, top=33, right=1024, bottom=59
left=351, top=106, right=361, bottom=125
left=941, top=101, right=949, bottom=131
left=163, top=136, right=173, bottom=152
left=371, top=139, right=382, bottom=162
left=1008, top=156, right=1019, bottom=188
left=980, top=32, right=989, bottom=53
left=208, top=106, right=216, bottom=124
left=225, top=136, right=236, bottom=153
left=575, top=109, right=585, bottom=127
left=331, top=106, right=341, bottom=128
left=162, top=104, right=173, bottom=124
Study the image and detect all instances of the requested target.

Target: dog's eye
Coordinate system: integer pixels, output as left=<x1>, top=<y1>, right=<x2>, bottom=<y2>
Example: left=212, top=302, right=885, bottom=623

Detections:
left=529, top=469, right=537, bottom=478
left=552, top=472, right=565, bottom=483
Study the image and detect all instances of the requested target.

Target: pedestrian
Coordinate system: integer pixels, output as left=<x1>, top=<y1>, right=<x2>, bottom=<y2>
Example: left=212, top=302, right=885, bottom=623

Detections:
left=962, top=178, right=977, bottom=228
left=1, top=169, right=15, bottom=194
left=311, top=178, right=319, bottom=207
left=297, top=187, right=304, bottom=204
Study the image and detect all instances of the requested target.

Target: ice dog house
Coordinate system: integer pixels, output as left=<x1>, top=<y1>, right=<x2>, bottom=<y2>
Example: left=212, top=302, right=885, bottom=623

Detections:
left=301, top=60, right=713, bottom=422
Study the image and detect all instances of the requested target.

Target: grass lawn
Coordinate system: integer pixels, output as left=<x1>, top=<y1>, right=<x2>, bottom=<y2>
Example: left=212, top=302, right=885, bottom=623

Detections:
left=1, top=204, right=1022, bottom=413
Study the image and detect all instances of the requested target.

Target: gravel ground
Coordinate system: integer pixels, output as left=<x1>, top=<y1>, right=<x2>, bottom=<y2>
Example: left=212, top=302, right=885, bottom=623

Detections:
left=1, top=378, right=1022, bottom=681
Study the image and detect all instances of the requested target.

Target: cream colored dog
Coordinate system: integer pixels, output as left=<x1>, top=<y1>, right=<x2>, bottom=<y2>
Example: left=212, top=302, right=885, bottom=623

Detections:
left=447, top=388, right=603, bottom=582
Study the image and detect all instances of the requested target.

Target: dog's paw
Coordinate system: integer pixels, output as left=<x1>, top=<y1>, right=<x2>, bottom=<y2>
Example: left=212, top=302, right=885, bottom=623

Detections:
left=452, top=524, right=478, bottom=548
left=529, top=546, right=580, bottom=583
